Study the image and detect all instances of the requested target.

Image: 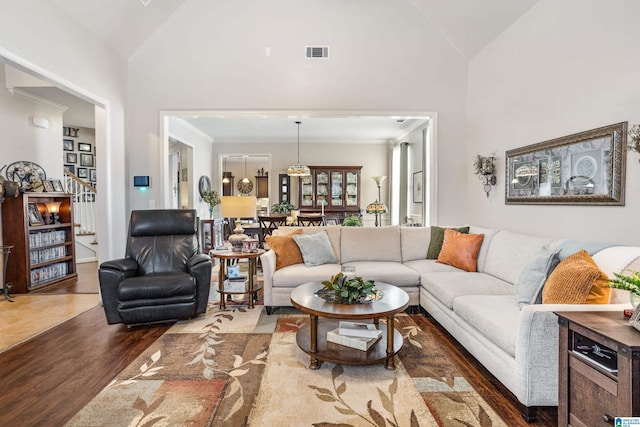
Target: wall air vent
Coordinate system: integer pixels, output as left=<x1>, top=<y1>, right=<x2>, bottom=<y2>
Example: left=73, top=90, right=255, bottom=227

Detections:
left=306, top=46, right=329, bottom=59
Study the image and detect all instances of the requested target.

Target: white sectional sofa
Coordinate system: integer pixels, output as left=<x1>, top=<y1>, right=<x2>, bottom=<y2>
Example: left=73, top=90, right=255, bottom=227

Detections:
left=260, top=225, right=638, bottom=421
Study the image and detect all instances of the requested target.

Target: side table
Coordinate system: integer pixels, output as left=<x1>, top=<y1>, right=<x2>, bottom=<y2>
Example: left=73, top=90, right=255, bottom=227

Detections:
left=1, top=245, right=13, bottom=302
left=557, top=311, right=640, bottom=425
left=210, top=249, right=265, bottom=309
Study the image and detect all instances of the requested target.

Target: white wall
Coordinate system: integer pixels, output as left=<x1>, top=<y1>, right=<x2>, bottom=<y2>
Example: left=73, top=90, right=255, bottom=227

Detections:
left=127, top=0, right=469, bottom=226
left=468, top=0, right=640, bottom=244
left=0, top=66, right=64, bottom=181
left=0, top=0, right=128, bottom=260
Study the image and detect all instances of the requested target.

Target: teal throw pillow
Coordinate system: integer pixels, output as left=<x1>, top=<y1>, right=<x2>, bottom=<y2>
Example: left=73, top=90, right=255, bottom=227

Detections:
left=292, top=231, right=337, bottom=267
left=426, top=226, right=470, bottom=259
left=514, top=247, right=561, bottom=308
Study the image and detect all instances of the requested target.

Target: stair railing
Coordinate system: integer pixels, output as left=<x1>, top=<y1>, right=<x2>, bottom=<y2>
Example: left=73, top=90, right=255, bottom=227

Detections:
left=62, top=169, right=98, bottom=243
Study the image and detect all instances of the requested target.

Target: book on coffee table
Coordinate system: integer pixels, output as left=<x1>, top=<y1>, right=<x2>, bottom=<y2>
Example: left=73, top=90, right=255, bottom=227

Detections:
left=338, top=321, right=380, bottom=338
left=327, top=328, right=382, bottom=351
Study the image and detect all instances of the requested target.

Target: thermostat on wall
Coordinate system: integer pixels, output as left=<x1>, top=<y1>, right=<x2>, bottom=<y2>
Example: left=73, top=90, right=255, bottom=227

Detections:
left=133, top=176, right=150, bottom=187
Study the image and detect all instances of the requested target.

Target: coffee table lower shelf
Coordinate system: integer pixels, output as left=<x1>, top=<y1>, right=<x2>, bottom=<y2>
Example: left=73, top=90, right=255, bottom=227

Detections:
left=296, top=320, right=403, bottom=368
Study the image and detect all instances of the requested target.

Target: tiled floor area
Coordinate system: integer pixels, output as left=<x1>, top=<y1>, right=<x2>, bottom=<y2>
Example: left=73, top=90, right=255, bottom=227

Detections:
left=0, top=261, right=100, bottom=353
left=0, top=293, right=100, bottom=353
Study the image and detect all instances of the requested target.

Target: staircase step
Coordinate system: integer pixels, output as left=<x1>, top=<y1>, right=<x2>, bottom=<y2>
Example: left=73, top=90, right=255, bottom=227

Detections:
left=76, top=232, right=96, bottom=236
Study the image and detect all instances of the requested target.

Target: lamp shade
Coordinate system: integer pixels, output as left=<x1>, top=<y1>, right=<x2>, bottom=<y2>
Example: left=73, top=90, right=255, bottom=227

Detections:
left=371, top=176, right=387, bottom=187
left=221, top=196, right=257, bottom=219
left=366, top=201, right=387, bottom=214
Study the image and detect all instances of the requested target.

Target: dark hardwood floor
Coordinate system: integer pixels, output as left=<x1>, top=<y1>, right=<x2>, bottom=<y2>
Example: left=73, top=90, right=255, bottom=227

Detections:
left=0, top=265, right=557, bottom=426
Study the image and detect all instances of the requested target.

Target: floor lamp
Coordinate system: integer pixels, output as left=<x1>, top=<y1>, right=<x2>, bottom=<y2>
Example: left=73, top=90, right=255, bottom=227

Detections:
left=366, top=176, right=387, bottom=227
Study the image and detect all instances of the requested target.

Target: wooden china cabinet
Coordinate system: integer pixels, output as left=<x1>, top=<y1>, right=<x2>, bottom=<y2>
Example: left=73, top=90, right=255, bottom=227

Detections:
left=1, top=192, right=77, bottom=292
left=298, top=166, right=361, bottom=219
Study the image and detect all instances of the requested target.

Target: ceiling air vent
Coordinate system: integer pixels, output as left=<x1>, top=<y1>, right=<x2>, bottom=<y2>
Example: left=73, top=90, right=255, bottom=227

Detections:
left=306, top=46, right=329, bottom=59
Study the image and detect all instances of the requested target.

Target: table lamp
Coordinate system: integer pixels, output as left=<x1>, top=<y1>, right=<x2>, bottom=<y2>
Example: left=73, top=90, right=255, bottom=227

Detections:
left=221, top=196, right=257, bottom=251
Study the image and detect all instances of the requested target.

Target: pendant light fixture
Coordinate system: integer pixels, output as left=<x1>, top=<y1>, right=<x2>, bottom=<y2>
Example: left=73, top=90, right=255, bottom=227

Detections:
left=287, top=121, right=311, bottom=176
left=222, top=156, right=230, bottom=184
left=241, top=155, right=250, bottom=183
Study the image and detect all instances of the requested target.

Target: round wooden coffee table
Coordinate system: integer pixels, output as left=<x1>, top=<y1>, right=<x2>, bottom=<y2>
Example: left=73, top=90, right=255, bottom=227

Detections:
left=290, top=282, right=409, bottom=370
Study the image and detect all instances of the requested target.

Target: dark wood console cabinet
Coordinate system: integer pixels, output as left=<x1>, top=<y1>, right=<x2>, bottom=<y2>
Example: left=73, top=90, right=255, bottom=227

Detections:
left=1, top=192, right=77, bottom=293
left=557, top=311, right=640, bottom=426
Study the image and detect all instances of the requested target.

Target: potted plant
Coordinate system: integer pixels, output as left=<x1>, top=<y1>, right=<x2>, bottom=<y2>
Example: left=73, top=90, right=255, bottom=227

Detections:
left=321, top=272, right=376, bottom=304
left=342, top=215, right=362, bottom=227
left=202, top=189, right=221, bottom=219
left=607, top=271, right=640, bottom=308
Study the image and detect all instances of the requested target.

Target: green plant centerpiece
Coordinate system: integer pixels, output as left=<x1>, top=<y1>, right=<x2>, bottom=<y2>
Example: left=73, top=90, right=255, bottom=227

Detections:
left=607, top=270, right=640, bottom=308
left=342, top=215, right=363, bottom=227
left=271, top=201, right=295, bottom=213
left=320, top=272, right=377, bottom=304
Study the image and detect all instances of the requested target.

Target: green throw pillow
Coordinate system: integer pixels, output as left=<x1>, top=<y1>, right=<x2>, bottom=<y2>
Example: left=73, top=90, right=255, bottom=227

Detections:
left=426, top=226, right=470, bottom=259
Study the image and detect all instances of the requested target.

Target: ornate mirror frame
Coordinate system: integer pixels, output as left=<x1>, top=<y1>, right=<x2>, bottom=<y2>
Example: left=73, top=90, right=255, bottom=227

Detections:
left=505, top=122, right=627, bottom=205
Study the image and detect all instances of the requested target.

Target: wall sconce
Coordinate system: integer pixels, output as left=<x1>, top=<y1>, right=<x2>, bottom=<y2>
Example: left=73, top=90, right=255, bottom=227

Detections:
left=45, top=201, right=62, bottom=224
left=473, top=154, right=497, bottom=198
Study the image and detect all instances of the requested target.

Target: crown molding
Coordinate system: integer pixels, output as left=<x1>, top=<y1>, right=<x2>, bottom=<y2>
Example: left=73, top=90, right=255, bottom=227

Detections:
left=8, top=87, right=69, bottom=112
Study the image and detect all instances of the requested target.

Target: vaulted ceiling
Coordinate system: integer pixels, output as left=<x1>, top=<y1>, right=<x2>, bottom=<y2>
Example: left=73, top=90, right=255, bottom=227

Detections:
left=49, top=0, right=539, bottom=60
left=30, top=0, right=541, bottom=142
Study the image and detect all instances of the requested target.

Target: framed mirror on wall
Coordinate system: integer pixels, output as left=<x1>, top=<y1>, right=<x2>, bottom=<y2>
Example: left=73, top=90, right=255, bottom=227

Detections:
left=505, top=122, right=627, bottom=205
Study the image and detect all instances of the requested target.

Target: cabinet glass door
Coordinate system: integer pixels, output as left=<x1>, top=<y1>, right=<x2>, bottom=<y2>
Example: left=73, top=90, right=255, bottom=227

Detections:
left=316, top=171, right=329, bottom=208
left=331, top=171, right=343, bottom=206
left=346, top=171, right=358, bottom=206
left=300, top=175, right=314, bottom=207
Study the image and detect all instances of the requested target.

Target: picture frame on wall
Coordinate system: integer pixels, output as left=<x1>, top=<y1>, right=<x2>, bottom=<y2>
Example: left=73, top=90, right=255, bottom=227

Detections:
left=77, top=167, right=88, bottom=179
left=43, top=180, right=55, bottom=192
left=64, top=164, right=75, bottom=174
left=63, top=139, right=74, bottom=151
left=80, top=154, right=94, bottom=167
left=66, top=152, right=77, bottom=164
left=90, top=169, right=96, bottom=182
left=505, top=122, right=627, bottom=205
left=78, top=142, right=92, bottom=152
left=413, top=171, right=423, bottom=203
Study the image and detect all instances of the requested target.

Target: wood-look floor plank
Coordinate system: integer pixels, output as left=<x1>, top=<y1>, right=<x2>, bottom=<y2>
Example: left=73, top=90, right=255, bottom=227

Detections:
left=0, top=307, right=171, bottom=426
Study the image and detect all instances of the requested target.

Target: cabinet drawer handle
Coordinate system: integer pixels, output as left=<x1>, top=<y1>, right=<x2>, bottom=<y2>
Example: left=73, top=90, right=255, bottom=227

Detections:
left=603, top=414, right=614, bottom=424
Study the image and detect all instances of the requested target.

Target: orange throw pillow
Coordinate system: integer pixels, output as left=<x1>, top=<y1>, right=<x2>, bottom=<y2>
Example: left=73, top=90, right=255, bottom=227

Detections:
left=265, top=229, right=303, bottom=270
left=542, top=250, right=610, bottom=304
left=436, top=228, right=484, bottom=272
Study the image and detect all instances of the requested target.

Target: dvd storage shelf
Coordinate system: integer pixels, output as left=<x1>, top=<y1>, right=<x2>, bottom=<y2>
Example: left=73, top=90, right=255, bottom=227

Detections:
left=1, top=192, right=77, bottom=293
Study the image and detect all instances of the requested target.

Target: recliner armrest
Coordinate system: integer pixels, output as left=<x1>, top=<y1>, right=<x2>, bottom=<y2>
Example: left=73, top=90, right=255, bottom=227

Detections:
left=188, top=253, right=211, bottom=269
left=188, top=254, right=212, bottom=314
left=100, top=257, right=139, bottom=273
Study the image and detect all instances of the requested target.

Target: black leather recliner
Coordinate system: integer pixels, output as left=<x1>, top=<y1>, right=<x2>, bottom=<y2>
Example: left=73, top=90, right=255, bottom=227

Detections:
left=99, top=209, right=212, bottom=325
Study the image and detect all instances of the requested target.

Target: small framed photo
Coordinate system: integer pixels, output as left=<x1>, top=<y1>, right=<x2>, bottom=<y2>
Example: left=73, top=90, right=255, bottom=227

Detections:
left=64, top=164, right=75, bottom=174
left=78, top=142, right=92, bottom=152
left=27, top=203, right=44, bottom=226
left=63, top=139, right=74, bottom=151
left=43, top=180, right=55, bottom=192
left=77, top=167, right=88, bottom=179
left=89, top=169, right=97, bottom=182
left=80, top=154, right=94, bottom=167
left=52, top=180, right=64, bottom=192
left=66, top=152, right=77, bottom=164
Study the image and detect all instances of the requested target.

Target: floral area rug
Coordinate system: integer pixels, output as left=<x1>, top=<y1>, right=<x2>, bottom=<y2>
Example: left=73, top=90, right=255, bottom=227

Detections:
left=66, top=305, right=506, bottom=426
